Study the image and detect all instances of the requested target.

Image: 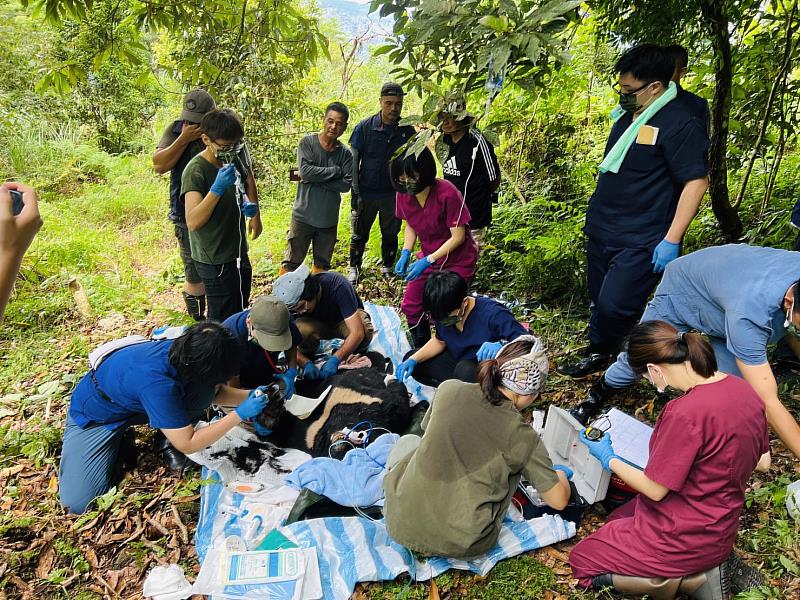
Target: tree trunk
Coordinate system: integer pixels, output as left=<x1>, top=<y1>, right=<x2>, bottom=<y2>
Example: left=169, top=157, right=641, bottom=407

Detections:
left=700, top=0, right=743, bottom=241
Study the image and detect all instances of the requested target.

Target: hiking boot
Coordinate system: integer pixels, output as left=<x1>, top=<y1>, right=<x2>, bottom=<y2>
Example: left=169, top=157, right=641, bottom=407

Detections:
left=347, top=266, right=359, bottom=285
left=557, top=352, right=610, bottom=379
left=570, top=377, right=618, bottom=425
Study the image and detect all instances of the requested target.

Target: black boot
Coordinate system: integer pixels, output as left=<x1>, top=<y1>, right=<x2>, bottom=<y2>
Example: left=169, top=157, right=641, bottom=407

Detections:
left=153, top=431, right=198, bottom=474
left=556, top=350, right=611, bottom=379
left=571, top=377, right=619, bottom=425
left=183, top=292, right=206, bottom=321
left=409, top=318, right=431, bottom=349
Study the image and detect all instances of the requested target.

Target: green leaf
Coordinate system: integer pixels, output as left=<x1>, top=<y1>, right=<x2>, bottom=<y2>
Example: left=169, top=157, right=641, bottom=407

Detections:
left=478, top=15, right=508, bottom=32
left=372, top=43, right=396, bottom=57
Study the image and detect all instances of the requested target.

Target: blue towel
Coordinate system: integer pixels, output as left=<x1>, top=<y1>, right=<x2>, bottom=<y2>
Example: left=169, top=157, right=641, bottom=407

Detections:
left=285, top=433, right=399, bottom=507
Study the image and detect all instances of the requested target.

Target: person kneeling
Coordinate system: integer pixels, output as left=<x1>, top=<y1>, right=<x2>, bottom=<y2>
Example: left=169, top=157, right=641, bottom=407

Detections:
left=382, top=337, right=571, bottom=559
left=59, top=322, right=270, bottom=514
left=570, top=320, right=770, bottom=598
left=396, top=270, right=528, bottom=387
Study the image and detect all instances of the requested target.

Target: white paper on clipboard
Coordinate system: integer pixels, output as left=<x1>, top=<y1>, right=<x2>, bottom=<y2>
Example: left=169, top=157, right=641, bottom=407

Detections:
left=605, top=408, right=653, bottom=468
left=284, top=386, right=331, bottom=420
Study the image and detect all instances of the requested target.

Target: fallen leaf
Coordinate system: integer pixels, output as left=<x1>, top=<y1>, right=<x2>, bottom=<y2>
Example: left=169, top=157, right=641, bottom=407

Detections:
left=429, top=578, right=440, bottom=600
left=0, top=465, right=25, bottom=478
left=35, top=545, right=56, bottom=580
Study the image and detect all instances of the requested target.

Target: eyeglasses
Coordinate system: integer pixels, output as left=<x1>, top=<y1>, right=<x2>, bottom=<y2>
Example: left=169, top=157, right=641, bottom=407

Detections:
left=611, top=81, right=655, bottom=95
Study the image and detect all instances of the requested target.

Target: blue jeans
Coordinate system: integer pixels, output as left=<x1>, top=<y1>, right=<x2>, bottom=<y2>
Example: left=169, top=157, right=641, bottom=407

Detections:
left=59, top=383, right=215, bottom=513
left=604, top=297, right=742, bottom=389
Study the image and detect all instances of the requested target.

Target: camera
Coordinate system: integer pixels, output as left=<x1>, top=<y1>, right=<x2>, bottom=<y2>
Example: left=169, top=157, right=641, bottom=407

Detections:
left=10, top=190, right=23, bottom=216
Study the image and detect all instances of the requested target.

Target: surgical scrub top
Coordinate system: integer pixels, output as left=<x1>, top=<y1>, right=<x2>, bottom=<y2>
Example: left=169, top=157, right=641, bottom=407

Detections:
left=223, top=309, right=303, bottom=388
left=585, top=99, right=709, bottom=248
left=652, top=244, right=800, bottom=365
left=69, top=340, right=213, bottom=431
left=434, top=295, right=528, bottom=361
left=396, top=178, right=478, bottom=278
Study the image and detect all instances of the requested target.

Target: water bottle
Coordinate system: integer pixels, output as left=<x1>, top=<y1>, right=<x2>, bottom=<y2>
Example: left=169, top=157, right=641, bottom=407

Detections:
left=787, top=479, right=800, bottom=520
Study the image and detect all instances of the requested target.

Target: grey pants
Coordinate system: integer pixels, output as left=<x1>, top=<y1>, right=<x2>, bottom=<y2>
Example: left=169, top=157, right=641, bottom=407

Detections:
left=282, top=217, right=338, bottom=271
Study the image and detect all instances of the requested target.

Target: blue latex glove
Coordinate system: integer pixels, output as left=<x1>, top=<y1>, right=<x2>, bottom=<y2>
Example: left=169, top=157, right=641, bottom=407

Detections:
left=553, top=464, right=574, bottom=480
left=405, top=257, right=433, bottom=281
left=210, top=163, right=237, bottom=197
left=396, top=358, right=417, bottom=382
left=319, top=355, right=341, bottom=379
left=274, top=367, right=297, bottom=399
left=253, top=420, right=272, bottom=437
left=476, top=341, right=503, bottom=361
left=579, top=429, right=618, bottom=471
left=235, top=386, right=269, bottom=420
left=302, top=361, right=321, bottom=380
left=394, top=249, right=411, bottom=276
left=241, top=200, right=259, bottom=218
left=651, top=239, right=680, bottom=273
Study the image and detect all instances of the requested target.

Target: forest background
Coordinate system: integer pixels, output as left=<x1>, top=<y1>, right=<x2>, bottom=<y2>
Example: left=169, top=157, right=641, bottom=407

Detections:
left=0, top=0, right=798, bottom=597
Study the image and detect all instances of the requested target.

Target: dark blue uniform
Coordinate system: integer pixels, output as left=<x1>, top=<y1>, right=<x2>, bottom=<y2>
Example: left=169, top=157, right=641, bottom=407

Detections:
left=349, top=113, right=415, bottom=269
left=584, top=99, right=709, bottom=354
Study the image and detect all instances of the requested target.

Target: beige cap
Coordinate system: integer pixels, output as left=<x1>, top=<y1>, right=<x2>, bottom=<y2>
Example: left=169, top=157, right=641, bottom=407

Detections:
left=249, top=295, right=292, bottom=351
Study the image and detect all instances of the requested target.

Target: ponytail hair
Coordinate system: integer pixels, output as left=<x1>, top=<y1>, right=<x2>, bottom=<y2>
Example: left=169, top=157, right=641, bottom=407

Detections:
left=626, top=320, right=716, bottom=378
left=476, top=338, right=536, bottom=406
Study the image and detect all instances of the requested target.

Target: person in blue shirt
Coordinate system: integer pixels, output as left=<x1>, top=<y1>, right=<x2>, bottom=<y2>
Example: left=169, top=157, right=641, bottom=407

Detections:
left=395, top=271, right=529, bottom=387
left=59, top=322, right=271, bottom=514
left=572, top=244, right=800, bottom=461
left=222, top=295, right=301, bottom=397
left=347, top=82, right=415, bottom=284
left=557, top=45, right=709, bottom=380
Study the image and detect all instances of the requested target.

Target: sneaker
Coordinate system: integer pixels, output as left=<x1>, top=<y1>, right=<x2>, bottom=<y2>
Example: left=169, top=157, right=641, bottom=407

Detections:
left=347, top=266, right=359, bottom=285
left=556, top=353, right=610, bottom=379
left=381, top=266, right=392, bottom=278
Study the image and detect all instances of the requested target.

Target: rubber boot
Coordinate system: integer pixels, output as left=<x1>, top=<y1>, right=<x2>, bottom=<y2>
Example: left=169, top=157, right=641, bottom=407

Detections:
left=404, top=401, right=430, bottom=437
left=610, top=574, right=681, bottom=600
left=153, top=431, right=198, bottom=474
left=570, top=377, right=619, bottom=425
left=680, top=563, right=732, bottom=600
left=182, top=292, right=206, bottom=321
left=409, top=318, right=431, bottom=349
left=285, top=488, right=324, bottom=524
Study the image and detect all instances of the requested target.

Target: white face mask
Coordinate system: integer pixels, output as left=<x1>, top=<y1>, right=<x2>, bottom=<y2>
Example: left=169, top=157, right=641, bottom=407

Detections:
left=647, top=365, right=667, bottom=394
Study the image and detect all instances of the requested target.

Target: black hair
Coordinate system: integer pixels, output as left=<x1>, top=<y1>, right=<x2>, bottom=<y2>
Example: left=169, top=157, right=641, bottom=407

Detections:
left=664, top=44, right=689, bottom=70
left=201, top=109, right=245, bottom=142
left=389, top=146, right=437, bottom=193
left=168, top=321, right=241, bottom=385
left=626, top=320, right=717, bottom=378
left=325, top=102, right=349, bottom=122
left=793, top=278, right=800, bottom=305
left=422, top=271, right=468, bottom=320
left=614, top=44, right=675, bottom=87
left=476, top=338, right=537, bottom=406
left=300, top=274, right=322, bottom=302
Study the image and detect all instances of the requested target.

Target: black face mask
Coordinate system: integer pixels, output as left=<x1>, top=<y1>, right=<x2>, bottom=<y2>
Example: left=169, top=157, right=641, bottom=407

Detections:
left=400, top=179, right=421, bottom=194
left=618, top=81, right=654, bottom=113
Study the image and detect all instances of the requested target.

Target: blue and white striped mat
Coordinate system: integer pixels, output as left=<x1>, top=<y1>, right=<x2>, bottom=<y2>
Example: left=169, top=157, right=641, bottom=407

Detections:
left=278, top=515, right=576, bottom=599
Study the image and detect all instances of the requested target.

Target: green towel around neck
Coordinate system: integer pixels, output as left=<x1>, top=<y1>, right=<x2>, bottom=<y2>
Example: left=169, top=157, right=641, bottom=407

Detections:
left=600, top=81, right=677, bottom=174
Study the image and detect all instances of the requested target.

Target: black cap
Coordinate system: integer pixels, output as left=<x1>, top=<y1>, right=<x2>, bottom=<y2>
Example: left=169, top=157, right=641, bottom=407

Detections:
left=380, top=82, right=405, bottom=97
